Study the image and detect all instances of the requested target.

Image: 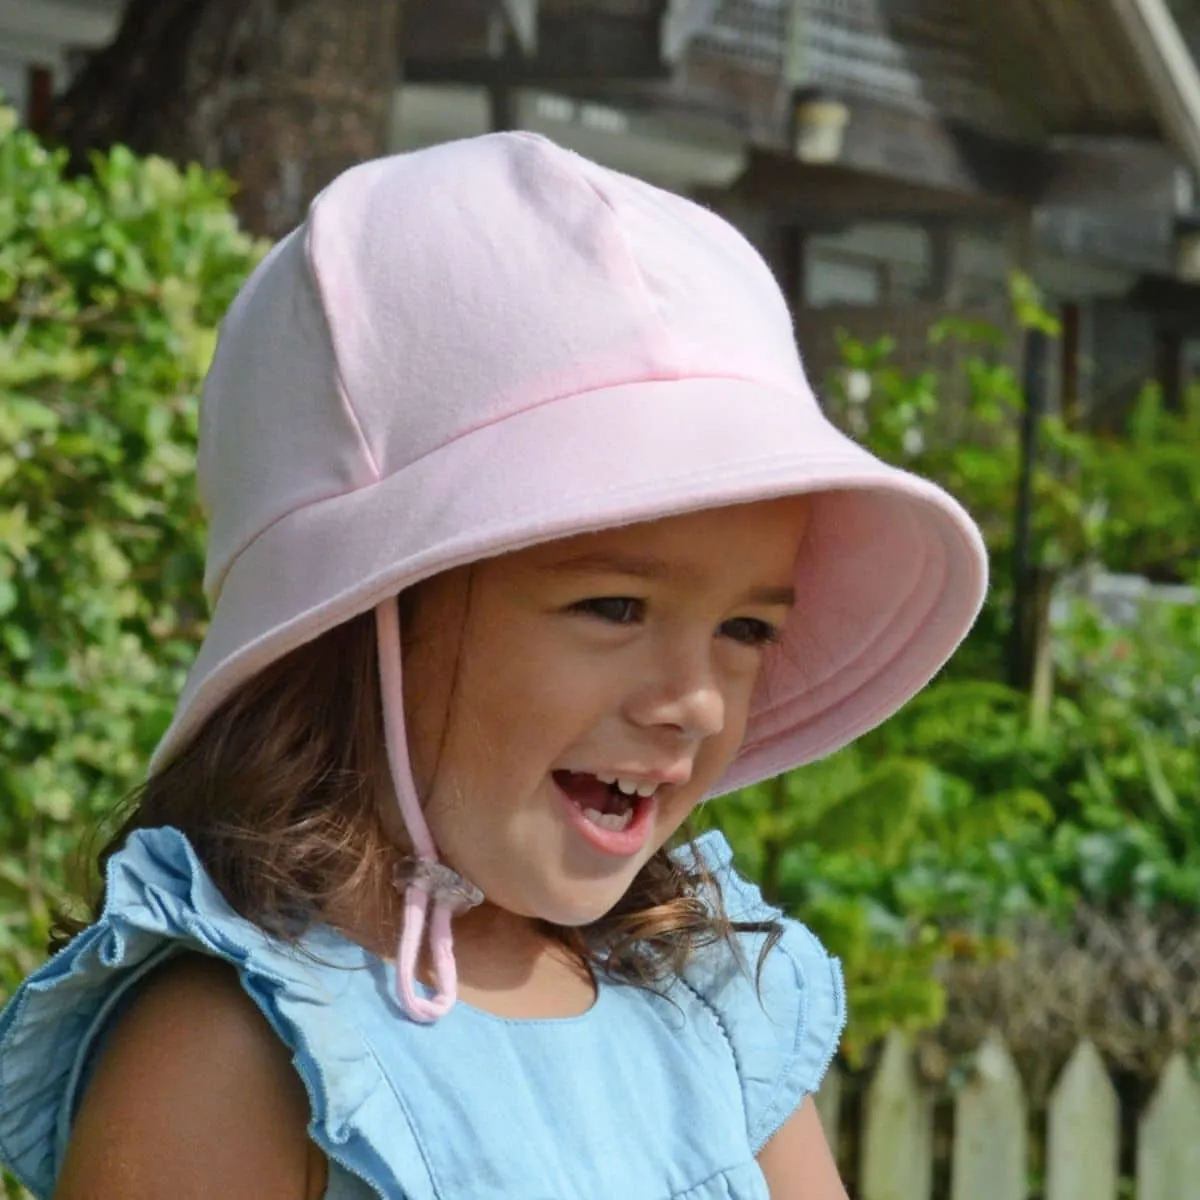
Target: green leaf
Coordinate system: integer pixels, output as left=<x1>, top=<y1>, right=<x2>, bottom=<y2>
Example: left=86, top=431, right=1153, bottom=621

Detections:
left=800, top=759, right=936, bottom=867
left=1135, top=728, right=1184, bottom=828
left=0, top=102, right=261, bottom=1000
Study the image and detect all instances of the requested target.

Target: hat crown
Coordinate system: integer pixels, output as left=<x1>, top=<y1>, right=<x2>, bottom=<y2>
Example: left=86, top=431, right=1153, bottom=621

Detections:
left=197, top=133, right=804, bottom=600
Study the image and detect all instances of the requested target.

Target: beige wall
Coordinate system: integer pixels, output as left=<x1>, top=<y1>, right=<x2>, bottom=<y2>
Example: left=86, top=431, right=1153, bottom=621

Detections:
left=0, top=0, right=119, bottom=115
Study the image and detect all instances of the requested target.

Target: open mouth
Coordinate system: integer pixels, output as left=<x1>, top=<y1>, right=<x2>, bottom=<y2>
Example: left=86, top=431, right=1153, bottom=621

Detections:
left=551, top=770, right=657, bottom=833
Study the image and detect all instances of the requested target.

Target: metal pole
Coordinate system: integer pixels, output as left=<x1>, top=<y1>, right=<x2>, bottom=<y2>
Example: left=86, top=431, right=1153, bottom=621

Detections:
left=1008, top=327, right=1050, bottom=689
left=488, top=80, right=517, bottom=132
left=487, top=3, right=522, bottom=132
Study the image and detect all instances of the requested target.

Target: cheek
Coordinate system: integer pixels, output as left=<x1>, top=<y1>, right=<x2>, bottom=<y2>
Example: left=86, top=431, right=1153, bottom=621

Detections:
left=401, top=662, right=453, bottom=797
left=721, top=657, right=764, bottom=738
left=689, top=667, right=762, bottom=786
left=433, top=642, right=585, bottom=794
left=697, top=724, right=749, bottom=795
left=462, top=659, right=562, bottom=743
left=465, top=623, right=619, bottom=734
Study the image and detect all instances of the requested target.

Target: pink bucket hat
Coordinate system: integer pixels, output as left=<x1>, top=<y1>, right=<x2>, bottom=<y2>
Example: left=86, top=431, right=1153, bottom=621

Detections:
left=149, top=131, right=987, bottom=1020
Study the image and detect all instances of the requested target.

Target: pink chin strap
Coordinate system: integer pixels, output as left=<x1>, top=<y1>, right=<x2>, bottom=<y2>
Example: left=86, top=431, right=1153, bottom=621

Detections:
left=375, top=598, right=483, bottom=1023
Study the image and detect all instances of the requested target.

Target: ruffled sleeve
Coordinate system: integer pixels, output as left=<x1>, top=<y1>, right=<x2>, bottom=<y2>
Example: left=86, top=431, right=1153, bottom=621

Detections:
left=677, top=830, right=847, bottom=1153
left=0, top=826, right=410, bottom=1200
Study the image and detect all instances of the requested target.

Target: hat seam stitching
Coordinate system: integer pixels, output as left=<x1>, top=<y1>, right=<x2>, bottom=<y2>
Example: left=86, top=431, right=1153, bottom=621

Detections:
left=304, top=202, right=384, bottom=484
left=206, top=478, right=375, bottom=605
left=210, top=445, right=875, bottom=608
left=207, top=377, right=835, bottom=597
left=411, top=369, right=810, bottom=469
left=574, top=173, right=683, bottom=377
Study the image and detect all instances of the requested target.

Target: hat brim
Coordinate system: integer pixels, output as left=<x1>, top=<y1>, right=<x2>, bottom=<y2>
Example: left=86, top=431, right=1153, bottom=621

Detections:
left=152, top=375, right=987, bottom=790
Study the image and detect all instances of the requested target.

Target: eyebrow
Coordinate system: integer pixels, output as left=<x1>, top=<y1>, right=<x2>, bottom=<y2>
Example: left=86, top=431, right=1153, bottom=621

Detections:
left=544, top=552, right=797, bottom=608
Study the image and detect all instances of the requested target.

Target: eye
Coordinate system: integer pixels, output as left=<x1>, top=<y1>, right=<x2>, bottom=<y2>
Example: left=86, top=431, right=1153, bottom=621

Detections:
left=570, top=597, right=645, bottom=625
left=719, top=617, right=782, bottom=648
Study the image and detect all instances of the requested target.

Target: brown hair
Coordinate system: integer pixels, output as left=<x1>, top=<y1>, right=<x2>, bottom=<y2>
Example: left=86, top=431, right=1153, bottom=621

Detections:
left=58, top=602, right=779, bottom=990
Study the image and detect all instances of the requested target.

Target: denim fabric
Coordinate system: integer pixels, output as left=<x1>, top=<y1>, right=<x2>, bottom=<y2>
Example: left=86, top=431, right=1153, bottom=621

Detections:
left=0, top=827, right=844, bottom=1199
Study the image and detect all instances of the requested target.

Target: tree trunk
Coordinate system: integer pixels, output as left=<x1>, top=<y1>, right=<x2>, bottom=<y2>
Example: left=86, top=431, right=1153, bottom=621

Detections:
left=46, top=0, right=404, bottom=239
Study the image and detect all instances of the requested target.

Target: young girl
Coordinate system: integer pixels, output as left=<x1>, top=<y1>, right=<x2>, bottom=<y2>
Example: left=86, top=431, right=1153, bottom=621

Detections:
left=0, top=131, right=986, bottom=1199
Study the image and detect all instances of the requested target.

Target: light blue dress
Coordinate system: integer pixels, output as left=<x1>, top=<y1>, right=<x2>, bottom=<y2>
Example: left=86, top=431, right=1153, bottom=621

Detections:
left=0, top=827, right=844, bottom=1199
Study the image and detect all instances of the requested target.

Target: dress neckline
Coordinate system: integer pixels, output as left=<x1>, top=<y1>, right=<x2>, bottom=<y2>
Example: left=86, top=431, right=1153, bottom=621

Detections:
left=307, top=923, right=615, bottom=1028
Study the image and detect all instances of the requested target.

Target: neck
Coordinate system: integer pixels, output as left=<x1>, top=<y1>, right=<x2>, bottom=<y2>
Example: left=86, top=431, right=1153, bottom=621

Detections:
left=442, top=905, right=598, bottom=1018
left=332, top=877, right=584, bottom=984
left=448, top=902, right=574, bottom=985
left=326, top=862, right=598, bottom=1017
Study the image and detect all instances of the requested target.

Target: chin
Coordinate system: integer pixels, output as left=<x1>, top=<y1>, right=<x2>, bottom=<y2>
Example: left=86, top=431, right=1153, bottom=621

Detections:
left=530, top=881, right=634, bottom=929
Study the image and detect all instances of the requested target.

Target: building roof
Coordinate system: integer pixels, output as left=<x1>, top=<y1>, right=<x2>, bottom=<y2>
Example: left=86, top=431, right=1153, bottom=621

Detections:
left=17, top=0, right=1200, bottom=189
left=686, top=0, right=1200, bottom=170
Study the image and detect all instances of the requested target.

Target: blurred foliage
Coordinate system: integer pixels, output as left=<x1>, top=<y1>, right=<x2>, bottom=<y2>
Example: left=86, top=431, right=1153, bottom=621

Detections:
left=704, top=280, right=1200, bottom=1057
left=0, top=106, right=263, bottom=1011
left=1083, top=384, right=1200, bottom=578
left=694, top=725, right=1055, bottom=1061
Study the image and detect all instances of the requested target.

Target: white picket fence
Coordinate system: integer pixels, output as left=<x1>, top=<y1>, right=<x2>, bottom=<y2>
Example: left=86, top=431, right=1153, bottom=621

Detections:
left=814, top=1031, right=1200, bottom=1200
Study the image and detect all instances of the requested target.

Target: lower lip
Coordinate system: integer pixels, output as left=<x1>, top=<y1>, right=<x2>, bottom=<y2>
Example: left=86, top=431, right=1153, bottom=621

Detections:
left=554, top=782, right=655, bottom=857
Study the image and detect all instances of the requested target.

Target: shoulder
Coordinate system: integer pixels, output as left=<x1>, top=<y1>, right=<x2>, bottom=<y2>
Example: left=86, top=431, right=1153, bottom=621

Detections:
left=677, top=831, right=847, bottom=1152
left=757, top=1096, right=849, bottom=1199
left=0, top=827, right=386, bottom=1197
left=56, top=952, right=326, bottom=1200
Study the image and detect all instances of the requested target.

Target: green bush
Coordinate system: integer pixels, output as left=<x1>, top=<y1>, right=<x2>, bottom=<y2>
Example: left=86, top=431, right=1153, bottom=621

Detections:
left=718, top=305, right=1200, bottom=1056
left=1084, top=384, right=1200, bottom=579
left=694, top=724, right=1054, bottom=1059
left=0, top=106, right=262, bottom=998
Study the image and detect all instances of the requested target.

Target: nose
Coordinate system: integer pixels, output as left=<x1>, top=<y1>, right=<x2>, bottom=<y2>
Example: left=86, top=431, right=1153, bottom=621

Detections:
left=622, top=642, right=726, bottom=741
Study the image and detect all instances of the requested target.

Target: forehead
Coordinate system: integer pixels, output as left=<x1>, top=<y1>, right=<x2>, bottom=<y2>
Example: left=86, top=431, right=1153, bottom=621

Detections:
left=495, top=496, right=811, bottom=579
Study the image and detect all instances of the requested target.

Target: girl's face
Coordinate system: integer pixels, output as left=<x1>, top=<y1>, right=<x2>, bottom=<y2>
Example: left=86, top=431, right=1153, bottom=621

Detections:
left=402, top=497, right=810, bottom=927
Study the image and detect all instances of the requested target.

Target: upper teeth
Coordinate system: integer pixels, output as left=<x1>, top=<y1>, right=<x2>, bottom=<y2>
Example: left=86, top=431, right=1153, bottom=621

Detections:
left=595, top=773, right=657, bottom=797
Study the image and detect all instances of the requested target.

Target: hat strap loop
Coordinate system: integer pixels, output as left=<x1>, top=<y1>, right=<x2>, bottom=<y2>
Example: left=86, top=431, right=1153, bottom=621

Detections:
left=375, top=598, right=480, bottom=1022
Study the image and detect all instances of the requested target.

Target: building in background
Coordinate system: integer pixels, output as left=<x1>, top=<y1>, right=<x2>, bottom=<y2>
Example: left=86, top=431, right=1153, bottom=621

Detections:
left=11, top=0, right=1200, bottom=413
left=0, top=0, right=115, bottom=127
left=399, top=0, right=1200, bottom=418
